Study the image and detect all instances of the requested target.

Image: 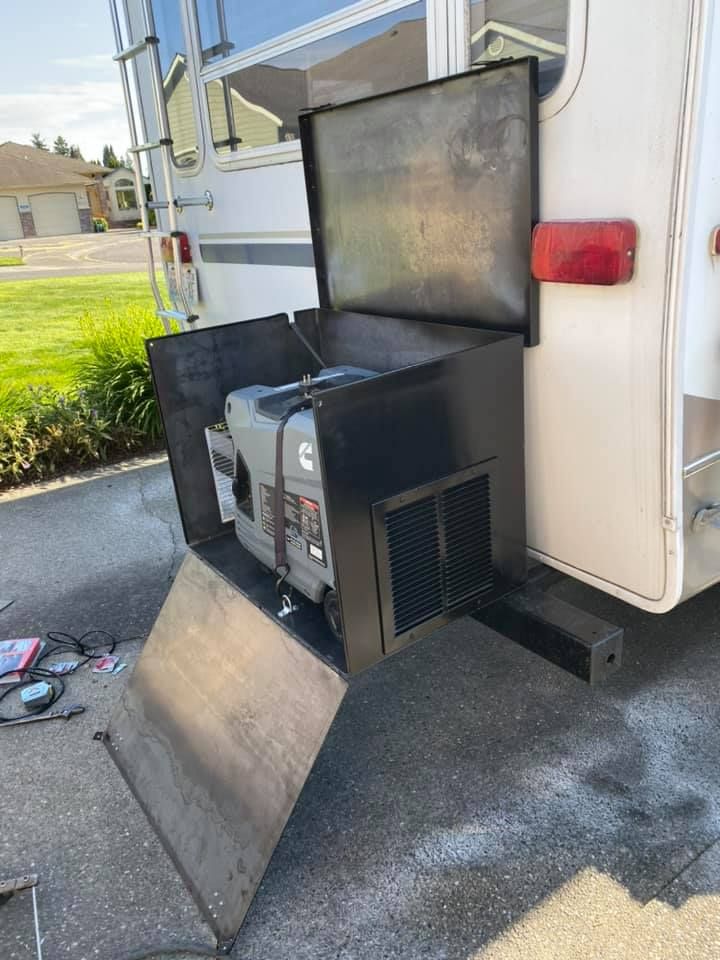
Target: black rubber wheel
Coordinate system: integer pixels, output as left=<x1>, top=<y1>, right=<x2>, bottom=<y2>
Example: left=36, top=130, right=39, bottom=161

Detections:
left=323, top=589, right=343, bottom=640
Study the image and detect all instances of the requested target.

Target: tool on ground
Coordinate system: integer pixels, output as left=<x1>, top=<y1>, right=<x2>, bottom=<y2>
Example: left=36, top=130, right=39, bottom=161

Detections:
left=0, top=629, right=140, bottom=724
left=0, top=704, right=84, bottom=728
left=0, top=874, right=43, bottom=960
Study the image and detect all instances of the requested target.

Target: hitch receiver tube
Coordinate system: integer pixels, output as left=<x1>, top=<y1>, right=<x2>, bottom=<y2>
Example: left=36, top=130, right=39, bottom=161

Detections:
left=473, top=585, right=623, bottom=685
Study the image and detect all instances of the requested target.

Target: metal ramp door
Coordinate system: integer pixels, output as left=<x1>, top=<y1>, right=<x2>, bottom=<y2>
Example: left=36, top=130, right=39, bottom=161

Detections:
left=105, top=551, right=346, bottom=951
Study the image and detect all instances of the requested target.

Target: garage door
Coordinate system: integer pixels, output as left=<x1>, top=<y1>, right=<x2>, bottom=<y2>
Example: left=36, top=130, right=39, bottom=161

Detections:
left=30, top=193, right=81, bottom=237
left=0, top=196, right=22, bottom=241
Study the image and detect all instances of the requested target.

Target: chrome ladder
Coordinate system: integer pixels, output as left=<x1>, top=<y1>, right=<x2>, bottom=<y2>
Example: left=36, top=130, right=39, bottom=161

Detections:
left=109, top=0, right=210, bottom=331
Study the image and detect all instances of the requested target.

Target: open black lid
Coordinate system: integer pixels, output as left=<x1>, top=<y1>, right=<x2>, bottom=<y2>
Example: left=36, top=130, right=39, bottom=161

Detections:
left=299, top=58, right=539, bottom=345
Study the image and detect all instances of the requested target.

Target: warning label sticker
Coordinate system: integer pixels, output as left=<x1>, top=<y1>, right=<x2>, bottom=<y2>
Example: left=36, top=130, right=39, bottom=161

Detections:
left=299, top=495, right=326, bottom=567
left=259, top=484, right=326, bottom=565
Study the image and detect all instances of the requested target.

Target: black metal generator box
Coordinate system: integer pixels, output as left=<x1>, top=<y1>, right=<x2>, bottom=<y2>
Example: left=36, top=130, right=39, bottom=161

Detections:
left=106, top=59, right=539, bottom=948
left=147, top=59, right=537, bottom=677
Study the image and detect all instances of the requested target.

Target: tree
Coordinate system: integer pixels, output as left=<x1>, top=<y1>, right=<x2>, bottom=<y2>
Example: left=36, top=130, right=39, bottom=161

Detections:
left=102, top=144, right=120, bottom=169
left=53, top=135, right=70, bottom=156
left=69, top=145, right=84, bottom=160
left=31, top=132, right=48, bottom=151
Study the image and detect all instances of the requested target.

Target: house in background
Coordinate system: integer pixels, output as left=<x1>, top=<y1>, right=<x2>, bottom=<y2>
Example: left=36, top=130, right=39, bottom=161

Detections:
left=469, top=18, right=567, bottom=95
left=103, top=167, right=150, bottom=225
left=0, top=142, right=110, bottom=240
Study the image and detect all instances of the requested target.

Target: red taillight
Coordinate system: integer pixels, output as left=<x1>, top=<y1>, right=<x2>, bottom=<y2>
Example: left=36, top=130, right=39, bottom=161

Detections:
left=711, top=226, right=720, bottom=256
left=160, top=232, right=192, bottom=264
left=531, top=220, right=637, bottom=285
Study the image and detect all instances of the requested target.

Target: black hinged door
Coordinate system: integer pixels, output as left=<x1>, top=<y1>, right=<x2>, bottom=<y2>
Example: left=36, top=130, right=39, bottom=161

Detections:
left=300, top=58, right=539, bottom=344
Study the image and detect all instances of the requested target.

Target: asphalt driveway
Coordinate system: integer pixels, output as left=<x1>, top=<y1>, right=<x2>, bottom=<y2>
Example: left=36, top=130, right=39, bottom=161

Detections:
left=2, top=459, right=720, bottom=959
left=0, top=229, right=159, bottom=281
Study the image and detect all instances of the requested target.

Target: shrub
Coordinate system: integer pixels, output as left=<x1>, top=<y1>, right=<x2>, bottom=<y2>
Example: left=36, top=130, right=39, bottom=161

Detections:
left=0, top=305, right=168, bottom=488
left=135, top=210, right=156, bottom=227
left=75, top=305, right=166, bottom=441
left=0, top=387, right=114, bottom=485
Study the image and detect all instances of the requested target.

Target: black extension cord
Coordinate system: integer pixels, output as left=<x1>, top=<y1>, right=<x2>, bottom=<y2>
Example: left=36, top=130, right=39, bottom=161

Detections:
left=0, top=630, right=143, bottom=722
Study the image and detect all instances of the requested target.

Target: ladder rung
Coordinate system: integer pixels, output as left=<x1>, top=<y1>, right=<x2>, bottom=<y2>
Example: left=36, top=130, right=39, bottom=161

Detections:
left=129, top=138, right=173, bottom=154
left=113, top=36, right=159, bottom=62
left=147, top=200, right=170, bottom=210
left=157, top=309, right=198, bottom=323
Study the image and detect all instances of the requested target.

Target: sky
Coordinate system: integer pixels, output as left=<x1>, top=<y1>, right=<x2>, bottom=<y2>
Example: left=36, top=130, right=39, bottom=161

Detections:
left=0, top=1, right=130, bottom=163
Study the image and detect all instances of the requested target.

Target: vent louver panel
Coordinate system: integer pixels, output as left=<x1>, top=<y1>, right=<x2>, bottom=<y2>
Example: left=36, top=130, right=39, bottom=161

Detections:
left=204, top=423, right=236, bottom=524
left=380, top=470, right=494, bottom=642
left=441, top=475, right=493, bottom=608
left=385, top=496, right=444, bottom=636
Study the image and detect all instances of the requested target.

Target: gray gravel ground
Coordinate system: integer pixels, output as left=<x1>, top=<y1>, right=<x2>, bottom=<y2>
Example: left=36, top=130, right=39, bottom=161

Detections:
left=2, top=460, right=720, bottom=960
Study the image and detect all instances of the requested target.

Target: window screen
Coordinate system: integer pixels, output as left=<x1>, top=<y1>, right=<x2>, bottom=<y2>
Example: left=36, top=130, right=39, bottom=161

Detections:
left=470, top=0, right=568, bottom=97
left=204, top=2, right=427, bottom=156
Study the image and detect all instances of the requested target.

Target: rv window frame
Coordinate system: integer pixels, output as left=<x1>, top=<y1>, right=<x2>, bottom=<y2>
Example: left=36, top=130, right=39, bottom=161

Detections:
left=192, top=0, right=437, bottom=170
left=190, top=0, right=585, bottom=171
left=132, top=0, right=205, bottom=177
left=449, top=0, right=587, bottom=121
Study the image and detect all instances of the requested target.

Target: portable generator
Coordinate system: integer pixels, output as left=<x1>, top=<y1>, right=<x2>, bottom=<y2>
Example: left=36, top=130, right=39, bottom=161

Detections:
left=225, top=366, right=377, bottom=633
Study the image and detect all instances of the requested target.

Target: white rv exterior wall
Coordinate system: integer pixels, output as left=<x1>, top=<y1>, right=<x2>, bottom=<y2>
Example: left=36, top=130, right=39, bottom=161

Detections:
left=122, top=0, right=720, bottom=613
left=524, top=0, right=694, bottom=608
left=677, top=0, right=720, bottom=601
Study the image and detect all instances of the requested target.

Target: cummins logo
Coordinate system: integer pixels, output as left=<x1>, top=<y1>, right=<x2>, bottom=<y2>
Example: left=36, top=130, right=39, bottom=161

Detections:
left=298, top=441, right=314, bottom=471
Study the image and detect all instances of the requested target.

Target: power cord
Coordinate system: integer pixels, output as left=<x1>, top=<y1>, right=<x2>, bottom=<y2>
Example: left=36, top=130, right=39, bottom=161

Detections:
left=43, top=629, right=144, bottom=666
left=0, top=630, right=144, bottom=723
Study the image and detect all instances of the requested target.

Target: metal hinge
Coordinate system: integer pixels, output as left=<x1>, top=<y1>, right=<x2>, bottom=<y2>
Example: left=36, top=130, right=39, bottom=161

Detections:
left=0, top=874, right=38, bottom=900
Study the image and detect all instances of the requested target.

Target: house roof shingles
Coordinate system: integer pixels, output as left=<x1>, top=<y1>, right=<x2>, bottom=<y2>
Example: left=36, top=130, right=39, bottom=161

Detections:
left=0, top=142, right=109, bottom=190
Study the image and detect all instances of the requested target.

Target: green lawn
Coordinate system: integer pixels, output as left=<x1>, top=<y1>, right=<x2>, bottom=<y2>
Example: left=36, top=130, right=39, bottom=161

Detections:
left=0, top=258, right=23, bottom=267
left=0, top=273, right=157, bottom=390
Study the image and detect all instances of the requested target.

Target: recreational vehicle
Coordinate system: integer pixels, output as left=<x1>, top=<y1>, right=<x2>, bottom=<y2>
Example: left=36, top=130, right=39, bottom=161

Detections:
left=105, top=0, right=720, bottom=949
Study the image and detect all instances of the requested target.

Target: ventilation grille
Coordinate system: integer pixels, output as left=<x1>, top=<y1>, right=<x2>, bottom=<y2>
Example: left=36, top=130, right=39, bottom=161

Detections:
left=383, top=473, right=493, bottom=639
left=442, top=475, right=493, bottom=608
left=385, top=497, right=444, bottom=636
left=204, top=423, right=235, bottom=524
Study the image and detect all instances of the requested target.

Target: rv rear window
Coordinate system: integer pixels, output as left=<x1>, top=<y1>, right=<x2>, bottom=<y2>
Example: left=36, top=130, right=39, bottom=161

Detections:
left=470, top=0, right=568, bottom=97
left=203, top=2, right=428, bottom=156
left=152, top=0, right=200, bottom=167
left=196, top=0, right=360, bottom=65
